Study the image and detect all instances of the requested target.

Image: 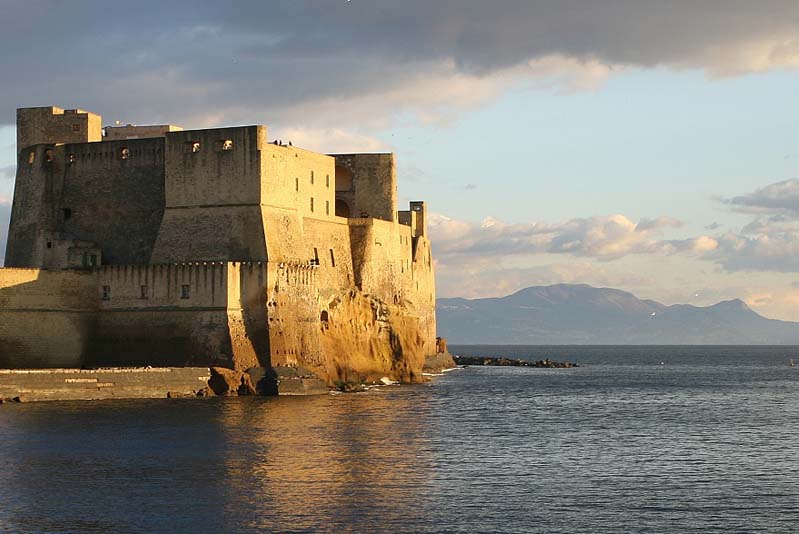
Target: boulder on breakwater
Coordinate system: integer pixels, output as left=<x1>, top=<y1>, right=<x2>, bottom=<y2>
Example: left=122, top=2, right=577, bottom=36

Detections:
left=453, top=355, right=578, bottom=368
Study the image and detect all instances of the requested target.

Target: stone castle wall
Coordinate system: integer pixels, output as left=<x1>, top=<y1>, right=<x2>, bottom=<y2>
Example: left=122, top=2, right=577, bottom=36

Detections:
left=1, top=106, right=439, bottom=385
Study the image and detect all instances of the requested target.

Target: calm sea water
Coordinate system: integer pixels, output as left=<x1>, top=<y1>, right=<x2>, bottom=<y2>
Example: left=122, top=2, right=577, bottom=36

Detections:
left=2, top=346, right=799, bottom=533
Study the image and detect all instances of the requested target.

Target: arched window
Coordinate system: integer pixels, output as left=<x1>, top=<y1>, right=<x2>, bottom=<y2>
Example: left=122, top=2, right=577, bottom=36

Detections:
left=335, top=198, right=350, bottom=218
left=335, top=165, right=353, bottom=191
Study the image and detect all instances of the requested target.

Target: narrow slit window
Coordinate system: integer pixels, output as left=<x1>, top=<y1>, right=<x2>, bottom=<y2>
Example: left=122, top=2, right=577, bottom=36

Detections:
left=330, top=249, right=336, bottom=267
left=28, top=151, right=35, bottom=165
left=102, top=285, right=111, bottom=300
left=295, top=177, right=299, bottom=192
left=310, top=170, right=314, bottom=185
left=325, top=200, right=330, bottom=215
left=181, top=284, right=190, bottom=299
left=326, top=174, right=330, bottom=188
left=140, top=285, right=148, bottom=299
left=310, top=197, right=314, bottom=212
left=313, top=247, right=319, bottom=266
left=63, top=208, right=72, bottom=220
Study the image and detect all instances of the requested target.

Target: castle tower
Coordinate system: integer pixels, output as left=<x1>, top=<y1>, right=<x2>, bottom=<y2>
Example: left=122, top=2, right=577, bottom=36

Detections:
left=16, top=106, right=102, bottom=154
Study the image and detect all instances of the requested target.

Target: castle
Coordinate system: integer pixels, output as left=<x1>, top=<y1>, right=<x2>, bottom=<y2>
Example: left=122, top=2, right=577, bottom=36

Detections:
left=0, top=106, right=437, bottom=385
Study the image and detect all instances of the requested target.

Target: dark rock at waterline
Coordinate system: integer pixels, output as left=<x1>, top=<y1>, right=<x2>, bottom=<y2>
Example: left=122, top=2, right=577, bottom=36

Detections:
left=453, top=355, right=578, bottom=368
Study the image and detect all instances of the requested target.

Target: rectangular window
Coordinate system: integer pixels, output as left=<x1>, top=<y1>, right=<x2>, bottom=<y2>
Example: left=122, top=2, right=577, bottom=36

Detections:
left=140, top=285, right=148, bottom=299
left=310, top=170, right=314, bottom=185
left=295, top=177, right=299, bottom=191
left=310, top=197, right=314, bottom=212
left=330, top=249, right=336, bottom=267
left=313, top=247, right=319, bottom=266
left=326, top=200, right=330, bottom=215
left=326, top=174, right=330, bottom=188
left=63, top=208, right=72, bottom=220
left=181, top=284, right=190, bottom=299
left=102, top=285, right=111, bottom=300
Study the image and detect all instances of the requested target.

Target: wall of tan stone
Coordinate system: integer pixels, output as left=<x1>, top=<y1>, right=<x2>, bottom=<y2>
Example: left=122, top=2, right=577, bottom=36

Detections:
left=0, top=268, right=96, bottom=368
left=262, top=144, right=337, bottom=220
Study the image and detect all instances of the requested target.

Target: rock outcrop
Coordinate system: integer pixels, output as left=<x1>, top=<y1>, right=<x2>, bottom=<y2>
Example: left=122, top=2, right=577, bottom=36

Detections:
left=317, top=290, right=427, bottom=385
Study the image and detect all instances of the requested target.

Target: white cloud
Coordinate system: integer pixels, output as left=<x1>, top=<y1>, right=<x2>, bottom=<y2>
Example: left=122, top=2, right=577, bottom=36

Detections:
left=429, top=212, right=686, bottom=263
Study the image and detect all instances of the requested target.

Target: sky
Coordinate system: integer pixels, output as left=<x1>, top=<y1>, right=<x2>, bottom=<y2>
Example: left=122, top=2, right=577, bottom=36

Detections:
left=2, top=0, right=799, bottom=319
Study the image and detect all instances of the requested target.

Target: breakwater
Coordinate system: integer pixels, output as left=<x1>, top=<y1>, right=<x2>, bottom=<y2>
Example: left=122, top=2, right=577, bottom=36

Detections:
left=0, top=367, right=211, bottom=402
left=453, top=355, right=578, bottom=368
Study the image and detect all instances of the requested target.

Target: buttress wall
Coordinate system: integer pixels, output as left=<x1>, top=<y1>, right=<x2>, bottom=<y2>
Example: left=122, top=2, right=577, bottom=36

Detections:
left=151, top=126, right=268, bottom=262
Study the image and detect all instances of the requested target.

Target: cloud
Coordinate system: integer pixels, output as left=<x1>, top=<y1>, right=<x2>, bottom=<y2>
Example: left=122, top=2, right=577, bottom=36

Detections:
left=0, top=1, right=798, bottom=130
left=272, top=127, right=389, bottom=153
left=723, top=178, right=799, bottom=215
left=429, top=212, right=687, bottom=264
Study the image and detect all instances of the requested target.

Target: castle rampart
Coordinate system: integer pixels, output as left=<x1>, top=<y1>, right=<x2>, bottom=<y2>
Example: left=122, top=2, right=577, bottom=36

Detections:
left=1, top=106, right=438, bottom=385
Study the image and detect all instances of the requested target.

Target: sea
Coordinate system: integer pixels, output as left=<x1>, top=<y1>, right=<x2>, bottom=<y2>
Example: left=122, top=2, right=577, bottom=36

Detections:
left=1, top=345, right=799, bottom=534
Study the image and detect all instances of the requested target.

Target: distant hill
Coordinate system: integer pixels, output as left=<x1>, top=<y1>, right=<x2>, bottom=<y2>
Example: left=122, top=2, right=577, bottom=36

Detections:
left=436, top=284, right=799, bottom=344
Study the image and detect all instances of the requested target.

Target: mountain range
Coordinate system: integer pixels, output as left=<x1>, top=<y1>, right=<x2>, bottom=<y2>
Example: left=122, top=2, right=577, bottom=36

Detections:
left=436, top=284, right=799, bottom=344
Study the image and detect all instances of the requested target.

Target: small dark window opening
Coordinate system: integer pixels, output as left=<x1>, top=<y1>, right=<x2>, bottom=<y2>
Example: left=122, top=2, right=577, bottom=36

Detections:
left=140, top=285, right=148, bottom=299
left=46, top=241, right=52, bottom=249
left=181, top=284, right=190, bottom=299
left=63, top=208, right=72, bottom=220
left=72, top=123, right=81, bottom=132
left=120, top=147, right=130, bottom=160
left=326, top=174, right=330, bottom=188
left=90, top=254, right=98, bottom=268
left=326, top=200, right=330, bottom=215
left=102, top=285, right=111, bottom=300
left=320, top=310, right=329, bottom=324
left=311, top=247, right=319, bottom=266
left=295, top=177, right=299, bottom=192
left=310, top=170, right=314, bottom=185
left=44, top=149, right=54, bottom=163
left=310, top=197, right=314, bottom=212
left=329, top=249, right=336, bottom=267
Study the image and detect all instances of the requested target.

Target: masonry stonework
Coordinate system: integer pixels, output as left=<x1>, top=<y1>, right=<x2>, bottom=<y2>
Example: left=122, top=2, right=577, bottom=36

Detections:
left=1, top=106, right=438, bottom=386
